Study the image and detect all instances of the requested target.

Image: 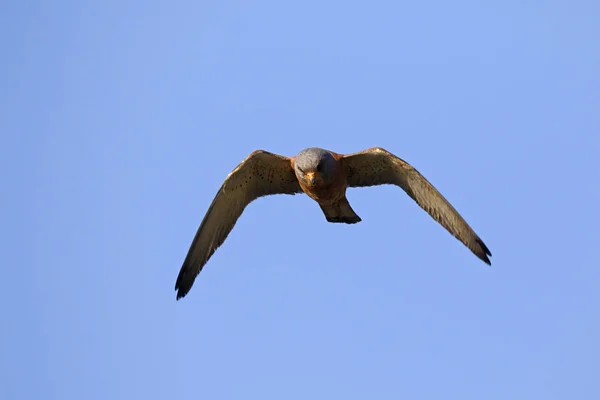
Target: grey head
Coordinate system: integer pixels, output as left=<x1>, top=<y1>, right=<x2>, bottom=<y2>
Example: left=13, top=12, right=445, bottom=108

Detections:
left=294, top=147, right=337, bottom=185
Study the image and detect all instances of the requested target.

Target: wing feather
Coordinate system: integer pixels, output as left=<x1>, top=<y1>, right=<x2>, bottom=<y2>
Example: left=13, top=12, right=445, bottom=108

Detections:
left=175, top=150, right=302, bottom=299
left=343, top=147, right=491, bottom=264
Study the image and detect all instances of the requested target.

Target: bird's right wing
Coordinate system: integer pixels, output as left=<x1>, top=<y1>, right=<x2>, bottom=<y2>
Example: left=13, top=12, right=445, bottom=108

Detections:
left=343, top=147, right=491, bottom=265
left=175, top=150, right=302, bottom=299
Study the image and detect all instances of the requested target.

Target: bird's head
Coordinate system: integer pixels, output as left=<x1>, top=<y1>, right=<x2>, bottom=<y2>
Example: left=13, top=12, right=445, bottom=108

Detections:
left=294, top=147, right=337, bottom=187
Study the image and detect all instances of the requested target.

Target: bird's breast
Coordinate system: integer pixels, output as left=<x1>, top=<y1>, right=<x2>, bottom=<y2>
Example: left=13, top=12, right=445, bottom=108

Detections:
left=299, top=171, right=348, bottom=205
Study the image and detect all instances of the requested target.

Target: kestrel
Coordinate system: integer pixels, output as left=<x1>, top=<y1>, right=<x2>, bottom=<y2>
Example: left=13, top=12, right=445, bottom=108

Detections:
left=175, top=147, right=491, bottom=299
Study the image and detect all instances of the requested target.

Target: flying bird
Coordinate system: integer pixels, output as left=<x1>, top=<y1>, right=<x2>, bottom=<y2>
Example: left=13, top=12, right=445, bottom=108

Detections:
left=175, top=147, right=491, bottom=299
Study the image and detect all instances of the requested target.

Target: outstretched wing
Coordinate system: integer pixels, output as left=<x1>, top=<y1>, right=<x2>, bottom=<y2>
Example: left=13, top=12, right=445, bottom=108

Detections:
left=175, top=150, right=302, bottom=299
left=343, top=147, right=491, bottom=264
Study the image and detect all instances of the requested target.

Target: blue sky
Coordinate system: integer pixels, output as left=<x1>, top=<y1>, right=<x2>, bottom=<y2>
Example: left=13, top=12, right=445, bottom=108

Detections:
left=2, top=1, right=600, bottom=399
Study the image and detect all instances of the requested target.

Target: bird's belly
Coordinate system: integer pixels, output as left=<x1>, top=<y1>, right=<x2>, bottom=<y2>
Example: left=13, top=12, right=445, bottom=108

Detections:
left=301, top=181, right=347, bottom=205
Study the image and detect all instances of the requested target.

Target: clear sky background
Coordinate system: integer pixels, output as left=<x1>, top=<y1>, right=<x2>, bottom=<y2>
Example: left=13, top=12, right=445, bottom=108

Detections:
left=2, top=1, right=599, bottom=399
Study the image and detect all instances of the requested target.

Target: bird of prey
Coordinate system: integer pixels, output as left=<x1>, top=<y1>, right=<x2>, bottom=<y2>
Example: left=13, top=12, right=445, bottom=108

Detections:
left=175, top=147, right=491, bottom=299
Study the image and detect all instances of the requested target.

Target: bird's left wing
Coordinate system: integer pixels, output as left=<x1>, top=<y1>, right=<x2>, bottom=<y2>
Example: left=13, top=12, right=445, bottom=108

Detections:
left=342, top=147, right=491, bottom=265
left=175, top=150, right=302, bottom=299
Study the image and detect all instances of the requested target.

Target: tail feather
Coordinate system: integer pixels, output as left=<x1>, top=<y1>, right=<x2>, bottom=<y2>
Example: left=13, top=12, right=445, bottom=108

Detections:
left=320, top=197, right=362, bottom=224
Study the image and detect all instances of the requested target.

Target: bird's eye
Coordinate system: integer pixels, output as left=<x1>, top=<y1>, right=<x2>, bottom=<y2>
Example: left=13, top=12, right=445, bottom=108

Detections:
left=316, top=163, right=322, bottom=172
left=297, top=165, right=304, bottom=174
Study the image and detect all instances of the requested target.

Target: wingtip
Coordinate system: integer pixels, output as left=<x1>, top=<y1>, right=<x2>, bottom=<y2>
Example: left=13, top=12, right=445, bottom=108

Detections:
left=476, top=238, right=492, bottom=266
left=477, top=238, right=491, bottom=254
left=175, top=284, right=190, bottom=301
left=174, top=270, right=191, bottom=301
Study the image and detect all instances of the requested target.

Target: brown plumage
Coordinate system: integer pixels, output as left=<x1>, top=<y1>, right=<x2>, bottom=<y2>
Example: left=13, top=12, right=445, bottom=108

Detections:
left=175, top=147, right=491, bottom=299
left=343, top=147, right=491, bottom=265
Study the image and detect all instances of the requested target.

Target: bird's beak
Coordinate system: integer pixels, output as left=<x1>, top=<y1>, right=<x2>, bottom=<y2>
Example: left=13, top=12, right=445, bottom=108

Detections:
left=305, top=172, right=317, bottom=185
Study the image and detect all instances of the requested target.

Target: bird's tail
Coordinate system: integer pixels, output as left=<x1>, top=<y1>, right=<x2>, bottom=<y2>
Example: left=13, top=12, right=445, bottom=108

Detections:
left=320, top=197, right=362, bottom=224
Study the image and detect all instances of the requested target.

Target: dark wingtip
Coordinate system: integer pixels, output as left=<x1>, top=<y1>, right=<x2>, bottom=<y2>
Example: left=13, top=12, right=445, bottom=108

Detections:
left=476, top=238, right=492, bottom=266
left=175, top=284, right=190, bottom=301
left=174, top=268, right=191, bottom=301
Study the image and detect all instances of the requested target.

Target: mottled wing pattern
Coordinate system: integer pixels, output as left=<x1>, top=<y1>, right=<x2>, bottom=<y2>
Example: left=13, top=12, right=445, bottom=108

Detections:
left=343, top=147, right=491, bottom=264
left=175, top=150, right=302, bottom=299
